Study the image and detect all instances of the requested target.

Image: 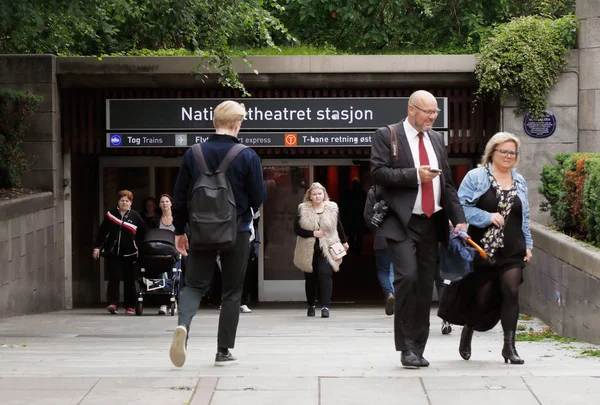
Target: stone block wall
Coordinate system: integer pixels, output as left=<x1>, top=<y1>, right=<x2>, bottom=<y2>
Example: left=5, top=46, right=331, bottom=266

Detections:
left=501, top=59, right=579, bottom=223
left=0, top=55, right=69, bottom=317
left=520, top=223, right=600, bottom=344
left=0, top=194, right=66, bottom=317
left=578, top=0, right=600, bottom=152
left=0, top=55, right=62, bottom=195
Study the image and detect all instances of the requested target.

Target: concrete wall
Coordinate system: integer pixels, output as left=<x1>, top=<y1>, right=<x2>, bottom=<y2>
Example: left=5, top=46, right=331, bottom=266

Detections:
left=521, top=223, right=600, bottom=345
left=578, top=0, right=600, bottom=152
left=500, top=55, right=579, bottom=223
left=0, top=55, right=69, bottom=317
left=0, top=194, right=66, bottom=317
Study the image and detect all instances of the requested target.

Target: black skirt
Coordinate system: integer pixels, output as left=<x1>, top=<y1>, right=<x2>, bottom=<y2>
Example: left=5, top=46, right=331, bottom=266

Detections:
left=438, top=187, right=526, bottom=331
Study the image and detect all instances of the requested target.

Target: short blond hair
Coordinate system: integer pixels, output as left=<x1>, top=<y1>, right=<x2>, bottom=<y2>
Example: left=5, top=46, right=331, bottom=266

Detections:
left=213, top=100, right=247, bottom=130
left=480, top=132, right=521, bottom=167
left=303, top=182, right=330, bottom=203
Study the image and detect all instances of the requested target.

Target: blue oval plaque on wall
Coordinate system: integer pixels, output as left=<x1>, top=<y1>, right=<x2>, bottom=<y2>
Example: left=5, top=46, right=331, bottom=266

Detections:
left=523, top=111, right=556, bottom=138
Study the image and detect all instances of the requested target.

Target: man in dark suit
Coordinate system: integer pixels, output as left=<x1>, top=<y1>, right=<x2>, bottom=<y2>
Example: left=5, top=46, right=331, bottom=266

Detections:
left=370, top=90, right=467, bottom=368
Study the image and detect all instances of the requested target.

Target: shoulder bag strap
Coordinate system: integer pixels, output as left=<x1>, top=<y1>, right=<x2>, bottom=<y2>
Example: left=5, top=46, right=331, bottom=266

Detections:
left=385, top=124, right=398, bottom=161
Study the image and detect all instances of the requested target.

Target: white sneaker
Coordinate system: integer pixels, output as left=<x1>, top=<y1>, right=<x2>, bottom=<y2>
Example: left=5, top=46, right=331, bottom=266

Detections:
left=169, top=326, right=187, bottom=368
left=158, top=305, right=167, bottom=315
left=240, top=305, right=252, bottom=313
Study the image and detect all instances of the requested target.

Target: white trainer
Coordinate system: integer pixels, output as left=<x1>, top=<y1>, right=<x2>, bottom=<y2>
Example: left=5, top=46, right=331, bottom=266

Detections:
left=240, top=305, right=252, bottom=313
left=169, top=325, right=187, bottom=368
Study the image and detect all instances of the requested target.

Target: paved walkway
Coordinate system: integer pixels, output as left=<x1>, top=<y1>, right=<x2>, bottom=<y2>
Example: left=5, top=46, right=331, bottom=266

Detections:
left=0, top=306, right=599, bottom=404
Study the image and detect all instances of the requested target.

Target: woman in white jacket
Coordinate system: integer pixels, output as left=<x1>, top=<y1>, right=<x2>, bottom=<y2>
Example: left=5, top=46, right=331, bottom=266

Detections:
left=293, top=182, right=348, bottom=318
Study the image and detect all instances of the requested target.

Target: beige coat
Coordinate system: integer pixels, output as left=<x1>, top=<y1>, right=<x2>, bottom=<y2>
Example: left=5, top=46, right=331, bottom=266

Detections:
left=293, top=201, right=343, bottom=273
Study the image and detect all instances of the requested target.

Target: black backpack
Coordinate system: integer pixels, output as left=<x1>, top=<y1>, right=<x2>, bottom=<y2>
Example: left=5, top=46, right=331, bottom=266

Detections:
left=188, top=142, right=248, bottom=251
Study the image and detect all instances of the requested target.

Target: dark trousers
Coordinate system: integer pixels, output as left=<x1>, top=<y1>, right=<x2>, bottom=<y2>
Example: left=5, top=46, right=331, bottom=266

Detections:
left=178, top=231, right=250, bottom=349
left=387, top=214, right=439, bottom=355
left=106, top=256, right=137, bottom=309
left=305, top=254, right=333, bottom=308
left=241, top=243, right=258, bottom=306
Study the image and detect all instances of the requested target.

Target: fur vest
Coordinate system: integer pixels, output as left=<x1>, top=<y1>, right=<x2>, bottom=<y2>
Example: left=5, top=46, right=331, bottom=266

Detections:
left=293, top=201, right=342, bottom=273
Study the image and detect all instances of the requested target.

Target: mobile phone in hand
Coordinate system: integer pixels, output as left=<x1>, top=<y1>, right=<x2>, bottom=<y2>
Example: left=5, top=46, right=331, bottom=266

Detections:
left=429, top=168, right=442, bottom=173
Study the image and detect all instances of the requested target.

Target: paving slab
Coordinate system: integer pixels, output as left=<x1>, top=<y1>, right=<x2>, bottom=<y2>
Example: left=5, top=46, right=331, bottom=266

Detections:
left=0, top=306, right=599, bottom=405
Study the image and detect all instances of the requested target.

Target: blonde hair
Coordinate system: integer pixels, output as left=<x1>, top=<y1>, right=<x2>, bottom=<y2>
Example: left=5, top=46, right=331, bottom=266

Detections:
left=213, top=100, right=247, bottom=130
left=479, top=132, right=521, bottom=167
left=303, top=182, right=330, bottom=203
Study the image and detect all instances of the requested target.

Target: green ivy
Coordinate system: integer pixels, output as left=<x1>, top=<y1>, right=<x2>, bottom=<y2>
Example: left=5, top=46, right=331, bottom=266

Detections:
left=0, top=89, right=43, bottom=188
left=0, top=0, right=293, bottom=96
left=475, top=15, right=578, bottom=118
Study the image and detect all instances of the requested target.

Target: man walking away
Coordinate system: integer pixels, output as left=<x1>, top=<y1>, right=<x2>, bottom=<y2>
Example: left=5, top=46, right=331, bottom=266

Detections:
left=169, top=100, right=266, bottom=367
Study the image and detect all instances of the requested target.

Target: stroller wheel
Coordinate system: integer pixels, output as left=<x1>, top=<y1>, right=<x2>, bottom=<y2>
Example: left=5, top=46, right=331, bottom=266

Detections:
left=135, top=302, right=144, bottom=316
left=170, top=302, right=176, bottom=316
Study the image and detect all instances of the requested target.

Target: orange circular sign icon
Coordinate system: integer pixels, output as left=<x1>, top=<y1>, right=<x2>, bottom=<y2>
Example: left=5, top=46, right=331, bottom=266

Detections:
left=284, top=133, right=298, bottom=146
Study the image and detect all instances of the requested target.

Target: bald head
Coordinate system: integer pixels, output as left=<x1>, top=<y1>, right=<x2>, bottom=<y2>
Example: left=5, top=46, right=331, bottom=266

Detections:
left=407, top=90, right=439, bottom=132
left=408, top=90, right=436, bottom=109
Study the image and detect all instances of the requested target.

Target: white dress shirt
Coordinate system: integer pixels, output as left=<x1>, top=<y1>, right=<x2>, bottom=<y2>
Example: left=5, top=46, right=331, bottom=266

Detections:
left=403, top=120, right=442, bottom=215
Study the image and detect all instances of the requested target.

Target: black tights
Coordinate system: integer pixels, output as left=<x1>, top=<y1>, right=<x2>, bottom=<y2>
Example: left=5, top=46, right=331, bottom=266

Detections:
left=305, top=254, right=333, bottom=308
left=475, top=267, right=522, bottom=332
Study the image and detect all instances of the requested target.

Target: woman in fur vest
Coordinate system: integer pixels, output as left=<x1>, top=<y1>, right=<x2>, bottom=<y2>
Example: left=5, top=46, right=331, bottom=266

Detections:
left=293, top=182, right=349, bottom=318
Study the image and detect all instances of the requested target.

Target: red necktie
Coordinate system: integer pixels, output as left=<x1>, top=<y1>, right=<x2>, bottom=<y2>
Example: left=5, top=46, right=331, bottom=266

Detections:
left=418, top=132, right=435, bottom=217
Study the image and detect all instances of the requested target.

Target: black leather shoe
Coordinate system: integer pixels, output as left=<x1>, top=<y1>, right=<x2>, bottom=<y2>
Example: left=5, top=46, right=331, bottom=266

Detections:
left=400, top=351, right=421, bottom=368
left=321, top=307, right=330, bottom=318
left=307, top=306, right=315, bottom=317
left=419, top=355, right=430, bottom=367
left=385, top=293, right=395, bottom=316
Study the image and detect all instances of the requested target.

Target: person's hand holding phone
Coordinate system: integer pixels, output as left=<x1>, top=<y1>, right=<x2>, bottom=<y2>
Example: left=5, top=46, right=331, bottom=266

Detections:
left=418, top=165, right=440, bottom=183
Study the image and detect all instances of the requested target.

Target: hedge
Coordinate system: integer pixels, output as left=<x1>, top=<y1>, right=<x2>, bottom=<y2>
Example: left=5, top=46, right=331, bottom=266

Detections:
left=540, top=152, right=600, bottom=245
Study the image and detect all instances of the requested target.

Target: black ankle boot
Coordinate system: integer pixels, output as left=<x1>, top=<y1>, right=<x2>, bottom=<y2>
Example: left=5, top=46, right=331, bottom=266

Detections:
left=459, top=326, right=473, bottom=360
left=502, top=330, right=524, bottom=364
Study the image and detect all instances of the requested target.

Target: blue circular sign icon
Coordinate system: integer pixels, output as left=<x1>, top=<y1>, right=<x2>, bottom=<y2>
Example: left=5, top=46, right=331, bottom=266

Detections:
left=523, top=111, right=556, bottom=138
left=110, top=134, right=122, bottom=146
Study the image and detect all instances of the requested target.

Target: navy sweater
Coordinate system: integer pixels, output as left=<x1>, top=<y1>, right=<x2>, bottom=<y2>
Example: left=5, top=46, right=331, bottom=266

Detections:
left=173, top=134, right=266, bottom=235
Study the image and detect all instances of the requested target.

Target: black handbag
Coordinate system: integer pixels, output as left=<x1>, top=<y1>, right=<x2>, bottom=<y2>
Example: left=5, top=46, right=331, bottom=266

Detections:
left=100, top=236, right=117, bottom=257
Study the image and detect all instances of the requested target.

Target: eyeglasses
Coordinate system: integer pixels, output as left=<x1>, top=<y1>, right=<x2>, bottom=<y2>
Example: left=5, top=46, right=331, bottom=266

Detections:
left=411, top=104, right=441, bottom=116
left=494, top=148, right=518, bottom=157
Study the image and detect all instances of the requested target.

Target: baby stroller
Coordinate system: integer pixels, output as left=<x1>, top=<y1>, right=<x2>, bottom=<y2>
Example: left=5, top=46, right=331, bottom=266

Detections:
left=136, top=228, right=182, bottom=316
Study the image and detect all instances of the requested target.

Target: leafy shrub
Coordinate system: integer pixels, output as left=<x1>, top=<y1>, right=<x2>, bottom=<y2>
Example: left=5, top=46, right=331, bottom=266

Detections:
left=475, top=14, right=578, bottom=118
left=584, top=159, right=600, bottom=246
left=540, top=153, right=600, bottom=245
left=0, top=89, right=43, bottom=188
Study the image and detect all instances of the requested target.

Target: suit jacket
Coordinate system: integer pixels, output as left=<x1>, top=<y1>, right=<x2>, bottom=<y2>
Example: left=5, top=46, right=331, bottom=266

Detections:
left=370, top=121, right=465, bottom=245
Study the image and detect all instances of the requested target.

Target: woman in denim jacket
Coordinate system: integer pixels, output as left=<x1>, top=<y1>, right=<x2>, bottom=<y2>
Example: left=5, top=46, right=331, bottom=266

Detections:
left=453, top=132, right=532, bottom=365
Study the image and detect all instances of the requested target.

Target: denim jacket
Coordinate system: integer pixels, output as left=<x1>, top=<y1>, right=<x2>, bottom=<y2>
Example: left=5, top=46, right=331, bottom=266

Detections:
left=457, top=164, right=533, bottom=249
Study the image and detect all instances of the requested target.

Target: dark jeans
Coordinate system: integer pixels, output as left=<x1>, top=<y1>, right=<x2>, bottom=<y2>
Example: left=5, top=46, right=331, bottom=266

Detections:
left=305, top=254, right=333, bottom=308
left=374, top=248, right=394, bottom=297
left=387, top=214, right=439, bottom=355
left=178, top=231, right=250, bottom=349
left=106, top=255, right=137, bottom=309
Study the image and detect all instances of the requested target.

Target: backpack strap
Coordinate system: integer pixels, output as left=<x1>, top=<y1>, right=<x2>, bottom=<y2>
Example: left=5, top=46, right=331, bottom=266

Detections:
left=217, top=143, right=248, bottom=173
left=191, top=144, right=210, bottom=174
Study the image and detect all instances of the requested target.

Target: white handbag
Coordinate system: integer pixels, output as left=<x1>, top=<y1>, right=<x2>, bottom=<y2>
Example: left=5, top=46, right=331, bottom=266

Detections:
left=328, top=242, right=347, bottom=261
